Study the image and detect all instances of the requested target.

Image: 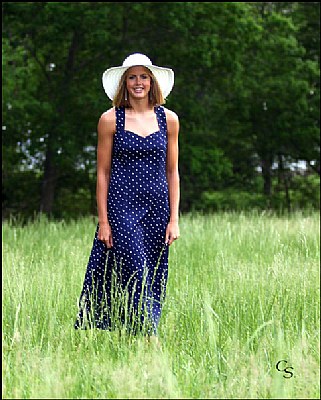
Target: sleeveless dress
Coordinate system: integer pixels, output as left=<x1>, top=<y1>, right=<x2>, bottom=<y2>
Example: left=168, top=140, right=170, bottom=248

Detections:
left=74, top=105, right=170, bottom=336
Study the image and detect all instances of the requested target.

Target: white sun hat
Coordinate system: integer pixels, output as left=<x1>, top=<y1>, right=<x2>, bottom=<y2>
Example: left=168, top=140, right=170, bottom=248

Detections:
left=102, top=53, right=174, bottom=101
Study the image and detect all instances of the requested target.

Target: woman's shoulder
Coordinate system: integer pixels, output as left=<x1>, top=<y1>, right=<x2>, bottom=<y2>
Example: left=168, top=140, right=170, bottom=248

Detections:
left=162, top=106, right=179, bottom=135
left=99, top=107, right=116, bottom=123
left=162, top=106, right=179, bottom=123
left=97, top=107, right=116, bottom=134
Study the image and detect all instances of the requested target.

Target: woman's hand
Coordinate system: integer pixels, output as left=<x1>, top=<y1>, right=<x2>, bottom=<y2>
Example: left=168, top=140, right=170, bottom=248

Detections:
left=165, top=221, right=180, bottom=246
left=98, top=222, right=114, bottom=248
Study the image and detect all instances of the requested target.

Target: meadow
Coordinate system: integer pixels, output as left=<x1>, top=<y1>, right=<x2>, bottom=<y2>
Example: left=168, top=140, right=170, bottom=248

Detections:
left=2, top=210, right=320, bottom=399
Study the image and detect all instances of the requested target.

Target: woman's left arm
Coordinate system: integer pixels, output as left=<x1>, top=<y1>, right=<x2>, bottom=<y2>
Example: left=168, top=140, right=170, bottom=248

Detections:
left=165, top=109, right=180, bottom=224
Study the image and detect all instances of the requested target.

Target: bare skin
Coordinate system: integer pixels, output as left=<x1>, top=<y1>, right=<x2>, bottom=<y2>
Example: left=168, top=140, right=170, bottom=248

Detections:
left=96, top=65, right=180, bottom=247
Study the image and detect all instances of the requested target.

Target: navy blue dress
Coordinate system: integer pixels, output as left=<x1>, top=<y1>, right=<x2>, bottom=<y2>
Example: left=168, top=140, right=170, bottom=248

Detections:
left=74, top=106, right=170, bottom=335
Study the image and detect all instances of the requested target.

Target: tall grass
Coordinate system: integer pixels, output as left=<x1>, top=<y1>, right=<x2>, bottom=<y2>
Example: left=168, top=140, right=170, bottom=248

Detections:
left=2, top=210, right=320, bottom=399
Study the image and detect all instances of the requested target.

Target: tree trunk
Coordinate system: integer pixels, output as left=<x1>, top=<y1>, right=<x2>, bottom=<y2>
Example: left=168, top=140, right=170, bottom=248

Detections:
left=39, top=31, right=80, bottom=216
left=40, top=146, right=56, bottom=215
left=284, top=177, right=291, bottom=213
left=278, top=154, right=291, bottom=212
left=261, top=156, right=272, bottom=197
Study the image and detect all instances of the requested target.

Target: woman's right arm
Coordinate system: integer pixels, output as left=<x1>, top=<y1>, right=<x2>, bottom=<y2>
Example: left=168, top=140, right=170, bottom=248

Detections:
left=96, top=108, right=115, bottom=247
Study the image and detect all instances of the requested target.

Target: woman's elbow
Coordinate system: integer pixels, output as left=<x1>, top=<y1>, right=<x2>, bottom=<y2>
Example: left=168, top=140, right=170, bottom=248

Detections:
left=97, top=170, right=111, bottom=187
left=166, top=168, right=180, bottom=178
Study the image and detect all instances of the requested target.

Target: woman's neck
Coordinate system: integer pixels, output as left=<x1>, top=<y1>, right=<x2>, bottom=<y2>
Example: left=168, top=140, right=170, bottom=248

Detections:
left=127, top=98, right=153, bottom=114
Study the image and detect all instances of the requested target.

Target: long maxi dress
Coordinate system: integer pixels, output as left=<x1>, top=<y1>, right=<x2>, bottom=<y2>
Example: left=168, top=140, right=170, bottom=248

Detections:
left=74, top=105, right=170, bottom=335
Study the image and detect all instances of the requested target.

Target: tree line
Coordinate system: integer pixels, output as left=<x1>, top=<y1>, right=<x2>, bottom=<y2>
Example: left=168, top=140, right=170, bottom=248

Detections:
left=2, top=2, right=320, bottom=219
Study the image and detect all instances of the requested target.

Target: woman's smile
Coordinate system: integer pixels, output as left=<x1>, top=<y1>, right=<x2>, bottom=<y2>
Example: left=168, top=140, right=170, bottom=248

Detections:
left=126, top=66, right=151, bottom=99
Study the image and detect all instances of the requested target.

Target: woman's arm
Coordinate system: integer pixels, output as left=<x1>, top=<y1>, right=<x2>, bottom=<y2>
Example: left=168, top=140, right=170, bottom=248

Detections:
left=165, top=109, right=180, bottom=223
left=96, top=108, right=115, bottom=226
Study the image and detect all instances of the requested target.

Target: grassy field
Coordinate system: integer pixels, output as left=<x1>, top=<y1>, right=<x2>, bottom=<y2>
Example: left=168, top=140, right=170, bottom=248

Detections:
left=2, top=210, right=320, bottom=399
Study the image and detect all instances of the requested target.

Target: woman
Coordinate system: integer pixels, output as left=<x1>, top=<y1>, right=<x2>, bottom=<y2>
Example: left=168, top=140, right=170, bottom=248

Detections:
left=74, top=53, right=180, bottom=341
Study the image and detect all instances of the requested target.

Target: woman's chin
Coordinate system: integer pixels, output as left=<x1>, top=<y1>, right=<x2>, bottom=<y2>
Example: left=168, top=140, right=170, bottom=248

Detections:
left=129, top=92, right=148, bottom=101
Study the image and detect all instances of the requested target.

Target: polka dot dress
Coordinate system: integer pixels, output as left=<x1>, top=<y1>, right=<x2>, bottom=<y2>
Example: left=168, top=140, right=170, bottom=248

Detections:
left=74, top=105, right=170, bottom=335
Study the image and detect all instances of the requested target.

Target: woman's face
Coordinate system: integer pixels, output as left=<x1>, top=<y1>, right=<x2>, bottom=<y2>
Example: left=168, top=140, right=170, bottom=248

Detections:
left=126, top=66, right=151, bottom=101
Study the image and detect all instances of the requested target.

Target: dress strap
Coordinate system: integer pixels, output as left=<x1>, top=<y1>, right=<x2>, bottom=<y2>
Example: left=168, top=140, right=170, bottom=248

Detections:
left=155, top=105, right=167, bottom=135
left=115, top=106, right=125, bottom=133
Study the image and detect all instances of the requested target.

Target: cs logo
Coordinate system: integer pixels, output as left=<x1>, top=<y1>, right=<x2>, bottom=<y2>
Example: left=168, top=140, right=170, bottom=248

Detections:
left=276, top=360, right=294, bottom=379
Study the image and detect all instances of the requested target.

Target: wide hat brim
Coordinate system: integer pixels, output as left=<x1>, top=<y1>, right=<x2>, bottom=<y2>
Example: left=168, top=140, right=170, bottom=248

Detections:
left=102, top=64, right=174, bottom=101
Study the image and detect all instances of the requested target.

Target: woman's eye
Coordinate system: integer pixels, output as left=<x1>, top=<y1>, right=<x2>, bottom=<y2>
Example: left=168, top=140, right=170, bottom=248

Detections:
left=128, top=74, right=149, bottom=80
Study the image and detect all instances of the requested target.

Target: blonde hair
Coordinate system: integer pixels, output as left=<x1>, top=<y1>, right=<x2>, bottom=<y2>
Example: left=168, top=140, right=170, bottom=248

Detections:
left=113, top=68, right=165, bottom=108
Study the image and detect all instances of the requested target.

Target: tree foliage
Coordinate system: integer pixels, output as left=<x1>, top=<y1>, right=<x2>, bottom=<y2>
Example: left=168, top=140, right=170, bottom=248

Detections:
left=2, top=2, right=320, bottom=218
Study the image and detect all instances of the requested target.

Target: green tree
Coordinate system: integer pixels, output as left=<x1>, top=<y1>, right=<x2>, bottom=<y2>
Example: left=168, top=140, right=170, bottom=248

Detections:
left=2, top=2, right=320, bottom=218
left=240, top=3, right=319, bottom=197
left=3, top=2, right=117, bottom=215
